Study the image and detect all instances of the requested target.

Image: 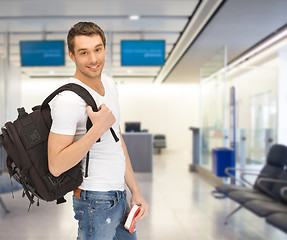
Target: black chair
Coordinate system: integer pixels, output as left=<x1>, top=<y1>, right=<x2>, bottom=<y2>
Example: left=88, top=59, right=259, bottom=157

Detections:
left=266, top=213, right=287, bottom=233
left=217, top=144, right=287, bottom=224
left=215, top=144, right=287, bottom=196
left=243, top=173, right=287, bottom=217
left=265, top=186, right=287, bottom=233
left=227, top=144, right=287, bottom=204
left=153, top=134, right=166, bottom=154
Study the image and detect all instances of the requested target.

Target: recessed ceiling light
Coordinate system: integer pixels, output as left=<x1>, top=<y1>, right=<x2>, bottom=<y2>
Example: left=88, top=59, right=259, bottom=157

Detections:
left=129, top=15, right=140, bottom=20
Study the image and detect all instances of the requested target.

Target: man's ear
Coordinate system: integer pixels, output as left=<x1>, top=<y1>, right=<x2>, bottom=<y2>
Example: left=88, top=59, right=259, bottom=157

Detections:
left=68, top=50, right=76, bottom=63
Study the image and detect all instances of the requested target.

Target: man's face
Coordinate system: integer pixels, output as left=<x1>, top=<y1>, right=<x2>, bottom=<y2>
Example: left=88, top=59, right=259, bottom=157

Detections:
left=69, top=34, right=106, bottom=80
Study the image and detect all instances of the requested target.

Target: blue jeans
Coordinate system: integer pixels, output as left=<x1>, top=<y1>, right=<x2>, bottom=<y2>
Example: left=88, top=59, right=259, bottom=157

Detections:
left=73, top=190, right=137, bottom=240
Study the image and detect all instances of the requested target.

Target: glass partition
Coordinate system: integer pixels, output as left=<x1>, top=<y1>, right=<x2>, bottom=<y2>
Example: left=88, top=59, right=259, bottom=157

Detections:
left=200, top=72, right=226, bottom=168
left=200, top=48, right=227, bottom=169
left=199, top=47, right=278, bottom=171
left=226, top=66, right=278, bottom=166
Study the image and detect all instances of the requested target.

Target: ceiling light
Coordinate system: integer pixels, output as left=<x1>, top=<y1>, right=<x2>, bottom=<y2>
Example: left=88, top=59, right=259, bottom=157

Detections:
left=129, top=15, right=140, bottom=20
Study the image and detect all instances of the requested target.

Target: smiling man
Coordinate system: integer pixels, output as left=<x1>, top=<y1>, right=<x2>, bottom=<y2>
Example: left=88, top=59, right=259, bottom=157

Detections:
left=48, top=22, right=148, bottom=240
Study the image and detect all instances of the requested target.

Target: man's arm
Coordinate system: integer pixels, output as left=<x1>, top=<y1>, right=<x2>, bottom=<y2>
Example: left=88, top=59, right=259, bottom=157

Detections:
left=48, top=105, right=115, bottom=177
left=119, top=128, right=149, bottom=221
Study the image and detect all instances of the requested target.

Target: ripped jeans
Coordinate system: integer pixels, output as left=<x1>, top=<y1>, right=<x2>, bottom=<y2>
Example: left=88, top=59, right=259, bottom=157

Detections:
left=73, top=190, right=137, bottom=240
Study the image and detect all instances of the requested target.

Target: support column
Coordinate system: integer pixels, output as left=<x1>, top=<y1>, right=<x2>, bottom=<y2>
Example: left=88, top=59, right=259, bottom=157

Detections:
left=278, top=45, right=287, bottom=145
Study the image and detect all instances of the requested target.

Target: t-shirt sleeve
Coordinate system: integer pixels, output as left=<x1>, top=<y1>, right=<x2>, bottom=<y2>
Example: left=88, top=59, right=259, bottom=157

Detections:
left=50, top=91, right=87, bottom=135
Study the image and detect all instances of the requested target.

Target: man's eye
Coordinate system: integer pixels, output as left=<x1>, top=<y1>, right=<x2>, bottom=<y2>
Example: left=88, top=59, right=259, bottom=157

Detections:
left=81, top=52, right=87, bottom=55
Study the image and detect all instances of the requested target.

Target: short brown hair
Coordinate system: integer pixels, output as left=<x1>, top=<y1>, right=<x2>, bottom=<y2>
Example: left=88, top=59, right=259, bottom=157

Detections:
left=67, top=22, right=106, bottom=54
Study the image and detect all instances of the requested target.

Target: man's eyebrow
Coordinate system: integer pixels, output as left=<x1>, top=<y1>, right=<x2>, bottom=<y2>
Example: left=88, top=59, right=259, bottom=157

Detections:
left=77, top=44, right=104, bottom=52
left=77, top=48, right=87, bottom=52
left=95, top=43, right=104, bottom=48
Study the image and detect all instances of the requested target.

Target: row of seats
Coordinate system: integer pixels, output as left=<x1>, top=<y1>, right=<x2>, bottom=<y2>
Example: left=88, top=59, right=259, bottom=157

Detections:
left=153, top=134, right=166, bottom=154
left=213, top=144, right=287, bottom=233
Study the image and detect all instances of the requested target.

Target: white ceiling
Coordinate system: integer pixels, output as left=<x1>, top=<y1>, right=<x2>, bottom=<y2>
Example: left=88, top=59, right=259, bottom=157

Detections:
left=0, top=0, right=201, bottom=83
left=0, top=0, right=287, bottom=84
left=165, top=0, right=287, bottom=83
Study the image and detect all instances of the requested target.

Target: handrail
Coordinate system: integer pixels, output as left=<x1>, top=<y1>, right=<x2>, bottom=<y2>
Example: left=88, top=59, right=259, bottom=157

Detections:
left=257, top=177, right=287, bottom=201
left=224, top=167, right=260, bottom=187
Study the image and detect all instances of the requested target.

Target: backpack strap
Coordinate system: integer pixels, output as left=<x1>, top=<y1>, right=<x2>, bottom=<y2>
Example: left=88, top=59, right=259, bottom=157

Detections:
left=41, top=83, right=119, bottom=178
left=41, top=83, right=119, bottom=143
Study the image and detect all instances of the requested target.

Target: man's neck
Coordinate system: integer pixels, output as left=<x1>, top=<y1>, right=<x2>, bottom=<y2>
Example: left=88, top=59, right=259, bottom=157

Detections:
left=73, top=73, right=105, bottom=96
left=73, top=73, right=102, bottom=89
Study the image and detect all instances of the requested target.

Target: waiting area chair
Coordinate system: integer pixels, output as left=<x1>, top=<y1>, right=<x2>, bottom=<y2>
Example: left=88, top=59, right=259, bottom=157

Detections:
left=216, top=144, right=287, bottom=196
left=243, top=174, right=287, bottom=216
left=266, top=213, right=287, bottom=233
left=213, top=144, right=287, bottom=224
left=227, top=144, right=287, bottom=204
left=153, top=134, right=166, bottom=154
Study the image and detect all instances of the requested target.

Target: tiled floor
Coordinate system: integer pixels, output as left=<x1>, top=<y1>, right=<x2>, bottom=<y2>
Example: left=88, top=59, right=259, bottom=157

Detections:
left=1, top=150, right=287, bottom=240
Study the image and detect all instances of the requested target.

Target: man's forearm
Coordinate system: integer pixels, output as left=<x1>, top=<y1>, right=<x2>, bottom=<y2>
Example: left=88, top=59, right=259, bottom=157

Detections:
left=125, top=157, right=141, bottom=195
left=48, top=105, right=116, bottom=177
left=48, top=126, right=102, bottom=177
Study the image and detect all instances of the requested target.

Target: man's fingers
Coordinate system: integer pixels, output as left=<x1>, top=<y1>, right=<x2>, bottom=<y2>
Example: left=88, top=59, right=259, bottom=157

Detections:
left=98, top=104, right=106, bottom=110
left=135, top=205, right=148, bottom=222
left=135, top=208, right=144, bottom=221
left=87, top=105, right=106, bottom=114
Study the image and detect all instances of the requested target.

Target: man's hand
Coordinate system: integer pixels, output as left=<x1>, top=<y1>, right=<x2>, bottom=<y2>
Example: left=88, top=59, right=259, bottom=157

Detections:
left=86, top=104, right=116, bottom=138
left=131, top=192, right=149, bottom=222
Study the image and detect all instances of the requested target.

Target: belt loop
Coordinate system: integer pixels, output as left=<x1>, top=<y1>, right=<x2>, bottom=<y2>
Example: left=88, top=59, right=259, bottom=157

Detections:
left=83, top=190, right=87, bottom=200
left=115, top=191, right=119, bottom=202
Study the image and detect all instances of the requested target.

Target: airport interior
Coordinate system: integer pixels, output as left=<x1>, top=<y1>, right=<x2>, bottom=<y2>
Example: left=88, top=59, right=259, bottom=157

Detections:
left=1, top=0, right=287, bottom=239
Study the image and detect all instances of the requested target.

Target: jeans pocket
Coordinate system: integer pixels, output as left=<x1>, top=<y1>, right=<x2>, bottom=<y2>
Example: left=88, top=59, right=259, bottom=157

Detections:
left=91, top=198, right=116, bottom=214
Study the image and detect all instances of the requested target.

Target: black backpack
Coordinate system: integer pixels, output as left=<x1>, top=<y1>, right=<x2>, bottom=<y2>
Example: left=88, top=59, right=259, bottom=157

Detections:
left=0, top=83, right=119, bottom=208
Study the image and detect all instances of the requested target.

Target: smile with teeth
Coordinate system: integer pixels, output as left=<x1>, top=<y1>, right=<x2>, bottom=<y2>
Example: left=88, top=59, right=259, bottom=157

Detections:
left=89, top=65, right=100, bottom=70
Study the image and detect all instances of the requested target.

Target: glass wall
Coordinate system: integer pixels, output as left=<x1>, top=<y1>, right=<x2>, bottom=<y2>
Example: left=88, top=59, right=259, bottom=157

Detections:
left=226, top=66, right=278, bottom=167
left=199, top=48, right=227, bottom=169
left=200, top=48, right=278, bottom=171
left=200, top=72, right=226, bottom=169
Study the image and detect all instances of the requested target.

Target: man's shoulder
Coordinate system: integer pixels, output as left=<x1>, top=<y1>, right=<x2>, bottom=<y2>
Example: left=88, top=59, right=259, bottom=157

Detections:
left=59, top=90, right=85, bottom=100
left=52, top=90, right=86, bottom=108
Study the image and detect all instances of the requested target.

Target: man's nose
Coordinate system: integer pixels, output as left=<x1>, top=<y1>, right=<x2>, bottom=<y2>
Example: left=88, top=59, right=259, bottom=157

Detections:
left=90, top=53, right=97, bottom=64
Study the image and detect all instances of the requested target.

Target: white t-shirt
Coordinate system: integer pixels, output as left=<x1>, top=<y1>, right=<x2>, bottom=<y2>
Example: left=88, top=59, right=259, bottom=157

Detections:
left=50, top=75, right=126, bottom=191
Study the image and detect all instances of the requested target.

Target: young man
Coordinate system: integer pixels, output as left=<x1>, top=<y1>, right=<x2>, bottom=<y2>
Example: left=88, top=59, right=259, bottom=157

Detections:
left=48, top=22, right=148, bottom=240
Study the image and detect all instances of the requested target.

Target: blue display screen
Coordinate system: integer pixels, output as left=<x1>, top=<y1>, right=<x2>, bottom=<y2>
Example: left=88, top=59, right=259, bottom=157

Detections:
left=121, top=40, right=165, bottom=66
left=20, top=40, right=65, bottom=66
